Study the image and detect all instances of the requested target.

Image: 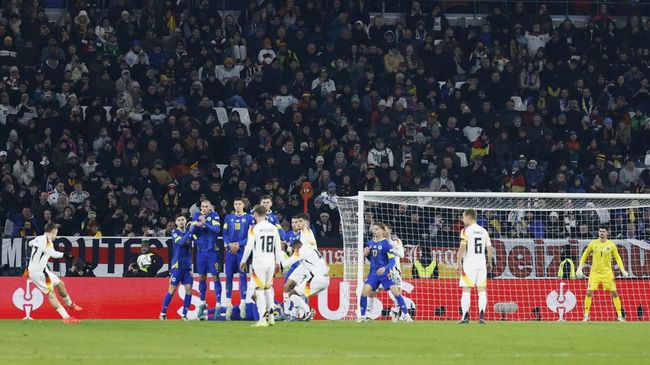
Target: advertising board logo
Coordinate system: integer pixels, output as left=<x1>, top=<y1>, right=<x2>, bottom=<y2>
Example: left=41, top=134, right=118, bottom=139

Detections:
left=12, top=280, right=44, bottom=320
left=546, top=282, right=576, bottom=321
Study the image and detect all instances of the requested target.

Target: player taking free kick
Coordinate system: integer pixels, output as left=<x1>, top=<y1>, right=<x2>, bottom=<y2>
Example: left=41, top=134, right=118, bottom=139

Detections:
left=456, top=209, right=493, bottom=324
left=25, top=222, right=83, bottom=324
left=240, top=205, right=282, bottom=327
left=577, top=227, right=628, bottom=322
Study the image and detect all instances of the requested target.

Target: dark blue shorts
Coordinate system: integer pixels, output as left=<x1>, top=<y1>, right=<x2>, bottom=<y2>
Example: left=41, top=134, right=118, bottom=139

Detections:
left=196, top=251, right=219, bottom=276
left=365, top=272, right=396, bottom=291
left=225, top=249, right=245, bottom=276
left=170, top=268, right=193, bottom=286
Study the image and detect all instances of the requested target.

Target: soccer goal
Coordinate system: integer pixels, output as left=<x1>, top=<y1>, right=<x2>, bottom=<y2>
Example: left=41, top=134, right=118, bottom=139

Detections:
left=337, top=192, right=650, bottom=321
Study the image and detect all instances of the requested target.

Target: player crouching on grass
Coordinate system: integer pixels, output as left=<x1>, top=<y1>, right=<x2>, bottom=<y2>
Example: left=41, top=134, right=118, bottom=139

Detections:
left=358, top=222, right=412, bottom=323
left=577, top=226, right=628, bottom=322
left=160, top=214, right=198, bottom=320
left=240, top=205, right=282, bottom=327
left=456, top=209, right=493, bottom=324
left=281, top=239, right=330, bottom=321
left=25, top=222, right=83, bottom=324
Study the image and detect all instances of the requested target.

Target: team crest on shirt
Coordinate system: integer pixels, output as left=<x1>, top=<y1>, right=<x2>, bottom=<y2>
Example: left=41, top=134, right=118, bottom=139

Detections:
left=207, top=217, right=212, bottom=221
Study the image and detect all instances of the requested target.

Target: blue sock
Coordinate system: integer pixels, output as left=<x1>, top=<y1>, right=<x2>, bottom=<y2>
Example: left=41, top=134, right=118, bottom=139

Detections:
left=240, top=272, right=248, bottom=300
left=199, top=280, right=207, bottom=302
left=360, top=296, right=368, bottom=316
left=214, top=278, right=222, bottom=305
left=395, top=295, right=408, bottom=314
left=182, top=294, right=191, bottom=316
left=226, top=268, right=234, bottom=299
left=161, top=292, right=172, bottom=314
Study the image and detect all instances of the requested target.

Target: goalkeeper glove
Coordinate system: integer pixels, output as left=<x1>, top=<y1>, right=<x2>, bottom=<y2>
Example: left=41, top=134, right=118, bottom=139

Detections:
left=576, top=266, right=584, bottom=278
left=621, top=269, right=629, bottom=277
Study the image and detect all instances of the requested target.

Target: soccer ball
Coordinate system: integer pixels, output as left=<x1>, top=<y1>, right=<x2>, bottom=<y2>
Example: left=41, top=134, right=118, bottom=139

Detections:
left=136, top=254, right=152, bottom=271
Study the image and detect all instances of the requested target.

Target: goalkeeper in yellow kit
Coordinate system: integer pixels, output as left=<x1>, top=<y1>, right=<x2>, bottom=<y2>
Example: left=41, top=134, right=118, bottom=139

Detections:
left=576, top=227, right=629, bottom=322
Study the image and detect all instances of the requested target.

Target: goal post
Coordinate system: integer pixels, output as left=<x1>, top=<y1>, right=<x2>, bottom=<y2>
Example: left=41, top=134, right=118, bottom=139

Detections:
left=337, top=192, right=650, bottom=321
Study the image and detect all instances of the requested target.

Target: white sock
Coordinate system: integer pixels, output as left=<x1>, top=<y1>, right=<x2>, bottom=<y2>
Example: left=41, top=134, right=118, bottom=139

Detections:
left=290, top=294, right=310, bottom=316
left=478, top=291, right=487, bottom=313
left=367, top=297, right=375, bottom=313
left=245, top=281, right=254, bottom=303
left=283, top=292, right=291, bottom=313
left=264, top=288, right=275, bottom=314
left=224, top=297, right=232, bottom=307
left=255, top=289, right=266, bottom=321
left=56, top=306, right=70, bottom=319
left=461, top=292, right=470, bottom=316
left=62, top=295, right=72, bottom=306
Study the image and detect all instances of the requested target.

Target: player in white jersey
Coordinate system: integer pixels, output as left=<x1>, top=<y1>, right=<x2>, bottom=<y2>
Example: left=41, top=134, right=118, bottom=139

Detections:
left=26, top=223, right=83, bottom=323
left=281, top=239, right=330, bottom=320
left=240, top=205, right=282, bottom=327
left=456, top=209, right=493, bottom=324
left=282, top=213, right=317, bottom=307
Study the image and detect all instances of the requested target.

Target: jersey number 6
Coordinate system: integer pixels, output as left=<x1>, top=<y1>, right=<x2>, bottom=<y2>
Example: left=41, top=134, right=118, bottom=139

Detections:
left=474, top=237, right=483, bottom=254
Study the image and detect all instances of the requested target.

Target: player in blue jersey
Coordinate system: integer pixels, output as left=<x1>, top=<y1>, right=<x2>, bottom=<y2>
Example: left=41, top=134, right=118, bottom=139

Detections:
left=222, top=197, right=253, bottom=320
left=193, top=200, right=222, bottom=320
left=259, top=195, right=287, bottom=240
left=281, top=216, right=302, bottom=315
left=358, top=222, right=412, bottom=322
left=160, top=214, right=197, bottom=320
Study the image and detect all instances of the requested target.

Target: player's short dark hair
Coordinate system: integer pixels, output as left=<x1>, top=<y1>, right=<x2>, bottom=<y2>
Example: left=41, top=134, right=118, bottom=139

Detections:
left=291, top=239, right=302, bottom=246
left=296, top=213, right=310, bottom=222
left=233, top=197, right=244, bottom=204
left=175, top=213, right=187, bottom=219
left=253, top=205, right=267, bottom=216
left=260, top=195, right=272, bottom=202
left=464, top=209, right=477, bottom=220
left=385, top=224, right=393, bottom=231
left=598, top=226, right=609, bottom=231
left=44, top=222, right=58, bottom=233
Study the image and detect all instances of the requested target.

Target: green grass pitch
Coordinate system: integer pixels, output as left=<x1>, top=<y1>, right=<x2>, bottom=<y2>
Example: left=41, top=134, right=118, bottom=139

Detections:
left=1, top=320, right=649, bottom=365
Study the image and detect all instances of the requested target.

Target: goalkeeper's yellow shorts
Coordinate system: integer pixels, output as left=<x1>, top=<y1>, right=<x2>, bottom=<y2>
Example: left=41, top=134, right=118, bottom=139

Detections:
left=588, top=273, right=616, bottom=291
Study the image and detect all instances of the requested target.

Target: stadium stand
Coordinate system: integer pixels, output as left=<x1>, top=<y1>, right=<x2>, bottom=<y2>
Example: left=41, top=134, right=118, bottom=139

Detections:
left=0, top=0, right=650, bottom=240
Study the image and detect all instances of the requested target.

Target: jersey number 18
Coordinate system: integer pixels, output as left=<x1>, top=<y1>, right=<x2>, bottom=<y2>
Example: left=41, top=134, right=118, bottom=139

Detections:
left=260, top=235, right=274, bottom=253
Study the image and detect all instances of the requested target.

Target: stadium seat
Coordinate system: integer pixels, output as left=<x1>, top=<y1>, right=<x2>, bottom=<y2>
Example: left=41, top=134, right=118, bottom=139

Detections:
left=214, top=107, right=229, bottom=127
left=511, top=96, right=527, bottom=112
left=232, top=108, right=252, bottom=133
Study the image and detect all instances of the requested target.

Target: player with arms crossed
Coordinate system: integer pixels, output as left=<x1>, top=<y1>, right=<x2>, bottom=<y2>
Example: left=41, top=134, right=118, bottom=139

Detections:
left=193, top=200, right=222, bottom=320
left=281, top=238, right=330, bottom=320
left=160, top=214, right=197, bottom=320
left=240, top=205, right=283, bottom=327
left=222, top=198, right=253, bottom=320
left=456, top=209, right=493, bottom=324
left=358, top=222, right=412, bottom=322
left=25, top=222, right=82, bottom=323
left=577, top=226, right=629, bottom=321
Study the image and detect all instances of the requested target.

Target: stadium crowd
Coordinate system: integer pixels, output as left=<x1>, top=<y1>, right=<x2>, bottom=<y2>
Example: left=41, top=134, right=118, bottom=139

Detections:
left=1, top=0, right=650, bottom=240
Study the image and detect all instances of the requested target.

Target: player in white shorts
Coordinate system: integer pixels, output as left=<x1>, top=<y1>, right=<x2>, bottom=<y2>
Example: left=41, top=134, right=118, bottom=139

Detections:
left=240, top=205, right=282, bottom=327
left=283, top=213, right=317, bottom=302
left=25, top=222, right=83, bottom=323
left=456, top=209, right=493, bottom=324
left=281, top=239, right=330, bottom=320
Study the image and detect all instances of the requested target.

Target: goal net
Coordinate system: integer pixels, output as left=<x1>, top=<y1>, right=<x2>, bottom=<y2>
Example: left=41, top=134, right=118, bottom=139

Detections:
left=338, top=192, right=650, bottom=321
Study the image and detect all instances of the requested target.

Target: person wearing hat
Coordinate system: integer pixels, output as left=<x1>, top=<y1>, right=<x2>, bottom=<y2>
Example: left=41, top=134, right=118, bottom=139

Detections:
left=368, top=138, right=394, bottom=168
left=310, top=67, right=336, bottom=97
left=545, top=211, right=564, bottom=238
left=217, top=56, right=243, bottom=85
left=524, top=159, right=544, bottom=191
